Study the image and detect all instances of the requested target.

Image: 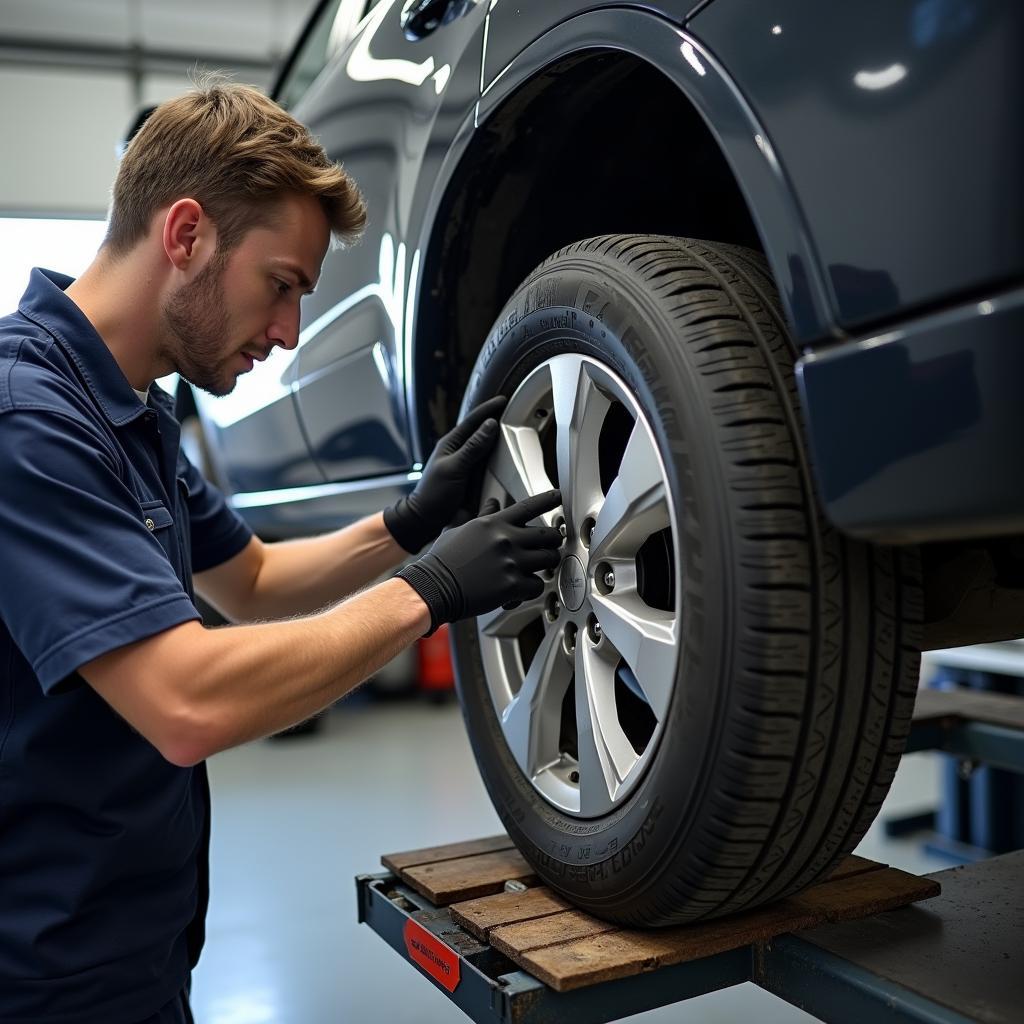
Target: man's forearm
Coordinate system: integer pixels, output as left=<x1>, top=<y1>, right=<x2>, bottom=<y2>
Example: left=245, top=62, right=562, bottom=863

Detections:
left=245, top=511, right=409, bottom=619
left=83, top=577, right=431, bottom=766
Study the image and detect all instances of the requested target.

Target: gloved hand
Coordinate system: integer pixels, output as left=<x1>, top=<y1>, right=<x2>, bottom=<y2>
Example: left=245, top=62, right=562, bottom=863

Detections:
left=384, top=396, right=508, bottom=553
left=397, top=489, right=563, bottom=635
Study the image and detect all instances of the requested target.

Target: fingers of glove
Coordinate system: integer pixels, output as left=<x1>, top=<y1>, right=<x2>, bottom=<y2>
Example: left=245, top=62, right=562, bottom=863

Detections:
left=513, top=573, right=545, bottom=603
left=500, top=488, right=562, bottom=526
left=517, top=523, right=565, bottom=550
left=518, top=547, right=561, bottom=574
left=454, top=417, right=499, bottom=468
left=443, top=396, right=507, bottom=449
left=501, top=599, right=522, bottom=611
left=446, top=508, right=471, bottom=531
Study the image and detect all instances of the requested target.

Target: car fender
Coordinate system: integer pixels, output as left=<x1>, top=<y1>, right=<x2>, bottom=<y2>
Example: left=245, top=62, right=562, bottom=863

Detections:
left=406, top=6, right=834, bottom=455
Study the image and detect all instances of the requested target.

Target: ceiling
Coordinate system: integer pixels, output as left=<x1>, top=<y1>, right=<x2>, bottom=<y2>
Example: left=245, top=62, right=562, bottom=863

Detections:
left=0, top=0, right=317, bottom=78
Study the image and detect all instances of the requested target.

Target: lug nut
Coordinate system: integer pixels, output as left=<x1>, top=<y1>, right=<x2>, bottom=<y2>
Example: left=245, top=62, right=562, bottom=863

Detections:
left=545, top=594, right=561, bottom=622
left=557, top=519, right=567, bottom=539
left=569, top=770, right=580, bottom=784
left=587, top=614, right=602, bottom=644
left=595, top=562, right=615, bottom=594
left=581, top=517, right=595, bottom=547
left=563, top=622, right=578, bottom=654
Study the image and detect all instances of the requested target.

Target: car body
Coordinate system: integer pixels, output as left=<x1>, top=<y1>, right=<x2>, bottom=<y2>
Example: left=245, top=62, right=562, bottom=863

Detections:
left=188, top=0, right=1024, bottom=650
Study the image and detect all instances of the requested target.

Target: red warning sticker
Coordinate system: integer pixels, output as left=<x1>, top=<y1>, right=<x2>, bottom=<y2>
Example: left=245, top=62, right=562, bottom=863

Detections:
left=403, top=919, right=461, bottom=993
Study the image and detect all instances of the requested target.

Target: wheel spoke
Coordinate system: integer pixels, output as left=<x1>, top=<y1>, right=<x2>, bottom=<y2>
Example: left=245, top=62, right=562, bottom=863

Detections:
left=500, top=626, right=571, bottom=779
left=590, top=419, right=669, bottom=559
left=574, top=642, right=638, bottom=815
left=489, top=423, right=556, bottom=523
left=549, top=356, right=609, bottom=534
left=590, top=589, right=677, bottom=722
left=477, top=600, right=544, bottom=639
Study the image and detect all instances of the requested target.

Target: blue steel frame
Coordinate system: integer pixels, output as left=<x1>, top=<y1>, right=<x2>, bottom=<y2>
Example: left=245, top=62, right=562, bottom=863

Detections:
left=355, top=703, right=1024, bottom=1024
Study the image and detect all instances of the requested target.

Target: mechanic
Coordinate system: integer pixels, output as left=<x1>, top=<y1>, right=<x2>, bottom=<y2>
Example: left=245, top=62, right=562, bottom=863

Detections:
left=0, top=80, right=562, bottom=1023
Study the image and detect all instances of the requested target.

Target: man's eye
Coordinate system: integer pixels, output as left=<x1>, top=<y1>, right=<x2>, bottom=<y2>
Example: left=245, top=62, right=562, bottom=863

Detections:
left=274, top=279, right=291, bottom=296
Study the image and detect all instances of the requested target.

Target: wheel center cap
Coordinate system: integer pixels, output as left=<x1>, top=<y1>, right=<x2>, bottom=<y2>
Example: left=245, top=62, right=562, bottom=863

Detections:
left=558, top=555, right=587, bottom=611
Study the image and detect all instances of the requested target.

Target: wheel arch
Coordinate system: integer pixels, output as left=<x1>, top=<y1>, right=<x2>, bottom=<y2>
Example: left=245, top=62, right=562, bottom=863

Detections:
left=409, top=8, right=834, bottom=450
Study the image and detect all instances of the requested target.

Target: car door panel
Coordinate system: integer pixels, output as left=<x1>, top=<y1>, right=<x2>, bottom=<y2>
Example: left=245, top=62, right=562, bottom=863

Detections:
left=293, top=300, right=408, bottom=479
left=197, top=342, right=321, bottom=493
left=293, top=0, right=489, bottom=482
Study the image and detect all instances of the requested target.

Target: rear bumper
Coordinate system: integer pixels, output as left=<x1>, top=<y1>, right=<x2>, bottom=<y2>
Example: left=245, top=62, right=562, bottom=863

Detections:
left=796, top=285, right=1024, bottom=544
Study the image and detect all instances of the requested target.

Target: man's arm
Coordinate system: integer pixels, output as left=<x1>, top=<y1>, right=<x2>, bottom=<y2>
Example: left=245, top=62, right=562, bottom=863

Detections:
left=195, top=511, right=407, bottom=621
left=82, top=577, right=430, bottom=767
left=194, top=396, right=508, bottom=621
left=80, top=490, right=562, bottom=767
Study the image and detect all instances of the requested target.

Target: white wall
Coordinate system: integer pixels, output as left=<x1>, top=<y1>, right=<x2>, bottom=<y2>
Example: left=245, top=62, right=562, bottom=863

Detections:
left=0, top=68, right=140, bottom=215
left=0, top=0, right=314, bottom=215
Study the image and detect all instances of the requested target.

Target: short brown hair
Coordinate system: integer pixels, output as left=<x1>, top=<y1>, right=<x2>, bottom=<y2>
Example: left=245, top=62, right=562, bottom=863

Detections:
left=105, top=75, right=366, bottom=255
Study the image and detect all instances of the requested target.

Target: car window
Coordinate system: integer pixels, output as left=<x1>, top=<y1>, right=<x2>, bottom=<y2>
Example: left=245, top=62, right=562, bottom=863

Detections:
left=277, top=0, right=372, bottom=109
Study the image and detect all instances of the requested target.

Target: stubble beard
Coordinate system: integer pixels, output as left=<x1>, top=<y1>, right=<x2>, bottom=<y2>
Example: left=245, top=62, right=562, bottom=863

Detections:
left=162, top=252, right=238, bottom=398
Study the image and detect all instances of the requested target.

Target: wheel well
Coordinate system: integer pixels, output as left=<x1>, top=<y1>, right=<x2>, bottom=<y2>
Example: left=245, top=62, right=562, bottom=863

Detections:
left=414, top=50, right=762, bottom=443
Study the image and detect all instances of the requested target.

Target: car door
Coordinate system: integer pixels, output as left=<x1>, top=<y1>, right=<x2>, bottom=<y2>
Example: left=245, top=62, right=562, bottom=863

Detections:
left=286, top=0, right=489, bottom=483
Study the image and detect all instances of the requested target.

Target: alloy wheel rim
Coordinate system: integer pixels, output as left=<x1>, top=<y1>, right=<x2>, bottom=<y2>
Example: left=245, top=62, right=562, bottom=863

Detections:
left=476, top=353, right=681, bottom=818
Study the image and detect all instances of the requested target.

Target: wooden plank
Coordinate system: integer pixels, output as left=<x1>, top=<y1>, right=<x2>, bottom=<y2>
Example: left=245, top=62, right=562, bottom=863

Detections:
left=522, top=902, right=820, bottom=991
left=519, top=866, right=941, bottom=992
left=450, top=886, right=572, bottom=941
left=381, top=834, right=512, bottom=874
left=489, top=910, right=618, bottom=958
left=784, top=864, right=940, bottom=923
left=912, top=688, right=1024, bottom=730
left=399, top=849, right=537, bottom=905
left=826, top=854, right=886, bottom=881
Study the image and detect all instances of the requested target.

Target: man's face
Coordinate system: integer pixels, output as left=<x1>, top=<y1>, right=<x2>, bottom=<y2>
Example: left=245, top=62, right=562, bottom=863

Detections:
left=162, top=193, right=331, bottom=397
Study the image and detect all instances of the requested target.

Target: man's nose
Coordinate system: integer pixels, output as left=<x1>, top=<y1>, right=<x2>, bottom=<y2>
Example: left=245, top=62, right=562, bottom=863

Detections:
left=268, top=308, right=300, bottom=351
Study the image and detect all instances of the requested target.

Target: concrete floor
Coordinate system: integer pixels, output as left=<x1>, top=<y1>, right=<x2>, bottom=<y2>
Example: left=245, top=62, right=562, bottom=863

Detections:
left=190, top=692, right=951, bottom=1024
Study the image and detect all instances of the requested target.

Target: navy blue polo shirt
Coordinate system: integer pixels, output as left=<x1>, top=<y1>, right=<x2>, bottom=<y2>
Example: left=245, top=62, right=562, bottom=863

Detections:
left=0, top=269, right=252, bottom=1022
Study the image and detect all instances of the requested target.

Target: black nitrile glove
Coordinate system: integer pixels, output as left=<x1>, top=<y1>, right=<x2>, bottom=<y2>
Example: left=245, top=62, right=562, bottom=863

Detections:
left=397, top=489, right=563, bottom=635
left=384, top=396, right=508, bottom=553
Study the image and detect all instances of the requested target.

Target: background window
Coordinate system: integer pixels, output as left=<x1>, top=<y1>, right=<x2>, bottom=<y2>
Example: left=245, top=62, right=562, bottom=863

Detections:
left=0, top=217, right=106, bottom=316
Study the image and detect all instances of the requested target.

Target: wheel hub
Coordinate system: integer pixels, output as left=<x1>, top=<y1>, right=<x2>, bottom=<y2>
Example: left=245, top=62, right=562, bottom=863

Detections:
left=558, top=554, right=588, bottom=611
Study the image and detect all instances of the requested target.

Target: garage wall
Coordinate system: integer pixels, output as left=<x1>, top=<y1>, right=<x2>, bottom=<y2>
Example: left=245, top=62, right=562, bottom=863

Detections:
left=0, top=68, right=136, bottom=216
left=0, top=0, right=313, bottom=215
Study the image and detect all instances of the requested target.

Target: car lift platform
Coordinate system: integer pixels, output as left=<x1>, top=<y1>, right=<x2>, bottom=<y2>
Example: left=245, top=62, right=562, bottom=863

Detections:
left=356, top=689, right=1024, bottom=1024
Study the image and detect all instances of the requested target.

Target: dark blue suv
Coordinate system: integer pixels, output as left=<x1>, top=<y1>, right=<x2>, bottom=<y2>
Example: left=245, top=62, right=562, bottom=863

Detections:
left=180, top=0, right=1024, bottom=925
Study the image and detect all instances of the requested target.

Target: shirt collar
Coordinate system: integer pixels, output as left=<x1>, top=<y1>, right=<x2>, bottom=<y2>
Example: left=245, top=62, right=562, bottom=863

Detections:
left=18, top=267, right=150, bottom=426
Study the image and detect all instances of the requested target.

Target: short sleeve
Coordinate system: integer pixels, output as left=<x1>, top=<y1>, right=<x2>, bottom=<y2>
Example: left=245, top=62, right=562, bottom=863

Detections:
left=0, top=410, right=201, bottom=693
left=176, top=450, right=253, bottom=573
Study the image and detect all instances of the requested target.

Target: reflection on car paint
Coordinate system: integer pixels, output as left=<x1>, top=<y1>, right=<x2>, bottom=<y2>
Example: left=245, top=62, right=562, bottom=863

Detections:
left=347, top=0, right=438, bottom=87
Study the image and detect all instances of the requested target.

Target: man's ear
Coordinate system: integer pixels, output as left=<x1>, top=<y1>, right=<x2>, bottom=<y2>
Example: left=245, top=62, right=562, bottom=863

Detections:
left=162, top=198, right=216, bottom=272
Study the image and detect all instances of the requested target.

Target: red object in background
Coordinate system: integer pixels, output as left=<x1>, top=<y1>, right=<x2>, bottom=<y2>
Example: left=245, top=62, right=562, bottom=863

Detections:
left=417, top=624, right=455, bottom=692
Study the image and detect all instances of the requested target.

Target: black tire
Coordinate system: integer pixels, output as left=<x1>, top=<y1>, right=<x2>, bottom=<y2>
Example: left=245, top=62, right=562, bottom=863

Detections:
left=452, top=234, right=922, bottom=926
